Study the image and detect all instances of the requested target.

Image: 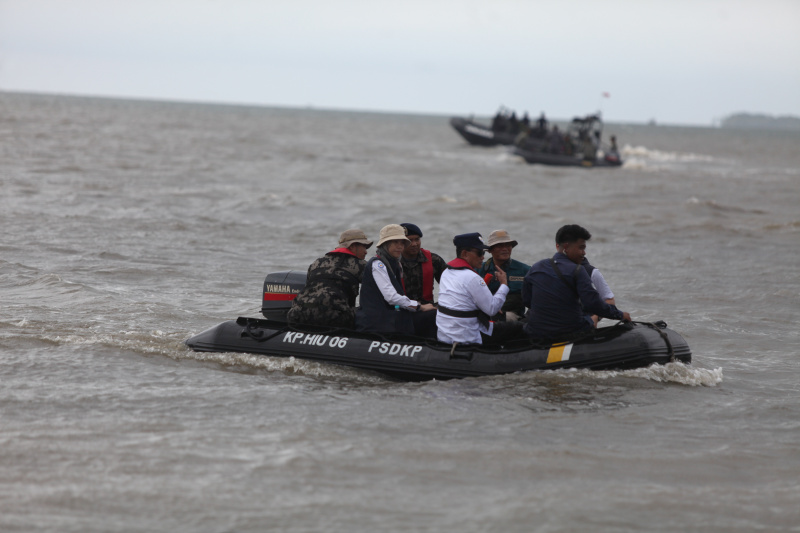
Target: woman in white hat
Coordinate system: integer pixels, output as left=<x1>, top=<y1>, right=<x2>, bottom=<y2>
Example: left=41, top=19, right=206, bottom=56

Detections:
left=356, top=224, right=437, bottom=336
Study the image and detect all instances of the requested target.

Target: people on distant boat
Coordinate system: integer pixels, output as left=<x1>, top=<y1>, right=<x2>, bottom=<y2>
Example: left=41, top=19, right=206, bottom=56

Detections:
left=522, top=224, right=631, bottom=343
left=507, top=112, right=519, bottom=134
left=436, top=233, right=523, bottom=345
left=399, top=223, right=446, bottom=305
left=605, top=135, right=620, bottom=162
left=520, top=112, right=530, bottom=129
left=491, top=111, right=504, bottom=132
left=287, top=228, right=373, bottom=329
left=355, top=224, right=437, bottom=337
left=478, top=230, right=531, bottom=322
left=535, top=112, right=548, bottom=138
left=548, top=125, right=564, bottom=153
left=563, top=133, right=575, bottom=155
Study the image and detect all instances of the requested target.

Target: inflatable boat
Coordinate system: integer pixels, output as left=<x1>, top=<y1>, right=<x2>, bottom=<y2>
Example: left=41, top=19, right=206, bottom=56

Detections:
left=511, top=145, right=623, bottom=167
left=184, top=271, right=691, bottom=381
left=450, top=117, right=517, bottom=146
left=511, top=114, right=623, bottom=168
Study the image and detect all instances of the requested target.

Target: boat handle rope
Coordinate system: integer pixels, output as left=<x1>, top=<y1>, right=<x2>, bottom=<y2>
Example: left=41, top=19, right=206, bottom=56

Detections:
left=633, top=320, right=675, bottom=362
left=448, top=342, right=474, bottom=361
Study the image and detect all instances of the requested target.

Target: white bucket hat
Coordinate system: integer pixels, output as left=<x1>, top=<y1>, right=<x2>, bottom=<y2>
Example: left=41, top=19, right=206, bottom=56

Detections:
left=377, top=224, right=410, bottom=247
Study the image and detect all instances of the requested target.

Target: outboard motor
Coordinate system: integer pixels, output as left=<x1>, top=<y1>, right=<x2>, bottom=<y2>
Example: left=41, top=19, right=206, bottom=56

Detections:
left=261, top=270, right=307, bottom=321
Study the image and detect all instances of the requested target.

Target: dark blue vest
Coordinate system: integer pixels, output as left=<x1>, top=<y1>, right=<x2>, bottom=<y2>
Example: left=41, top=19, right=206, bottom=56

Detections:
left=356, top=256, right=414, bottom=334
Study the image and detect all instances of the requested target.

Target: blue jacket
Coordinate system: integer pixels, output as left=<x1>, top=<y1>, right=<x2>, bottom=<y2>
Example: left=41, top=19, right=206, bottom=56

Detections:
left=522, top=252, right=623, bottom=340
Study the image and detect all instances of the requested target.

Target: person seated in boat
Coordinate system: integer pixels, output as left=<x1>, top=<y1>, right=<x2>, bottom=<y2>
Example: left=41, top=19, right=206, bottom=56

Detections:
left=522, top=224, right=631, bottom=344
left=477, top=230, right=531, bottom=322
left=399, top=223, right=446, bottom=305
left=287, top=228, right=373, bottom=329
left=532, top=112, right=548, bottom=139
left=580, top=131, right=597, bottom=162
left=355, top=224, right=437, bottom=337
left=507, top=112, right=519, bottom=134
left=548, top=125, right=563, bottom=153
left=563, top=134, right=575, bottom=155
left=436, top=233, right=524, bottom=346
left=542, top=228, right=618, bottom=326
left=491, top=111, right=505, bottom=132
left=604, top=135, right=620, bottom=162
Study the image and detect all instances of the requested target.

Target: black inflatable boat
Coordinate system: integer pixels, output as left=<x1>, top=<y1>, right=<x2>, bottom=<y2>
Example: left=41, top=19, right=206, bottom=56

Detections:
left=450, top=117, right=517, bottom=147
left=184, top=271, right=691, bottom=381
left=511, top=145, right=623, bottom=167
left=510, top=113, right=624, bottom=168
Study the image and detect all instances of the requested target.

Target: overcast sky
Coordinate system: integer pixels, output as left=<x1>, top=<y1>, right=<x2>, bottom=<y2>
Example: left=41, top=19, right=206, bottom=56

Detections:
left=1, top=0, right=798, bottom=125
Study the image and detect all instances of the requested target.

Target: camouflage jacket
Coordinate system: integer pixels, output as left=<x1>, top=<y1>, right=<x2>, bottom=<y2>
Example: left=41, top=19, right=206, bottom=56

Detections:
left=287, top=250, right=365, bottom=328
left=400, top=249, right=446, bottom=304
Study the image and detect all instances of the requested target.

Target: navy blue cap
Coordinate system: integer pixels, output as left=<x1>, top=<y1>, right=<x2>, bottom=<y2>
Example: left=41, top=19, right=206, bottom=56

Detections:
left=400, top=223, right=422, bottom=238
left=453, top=232, right=489, bottom=250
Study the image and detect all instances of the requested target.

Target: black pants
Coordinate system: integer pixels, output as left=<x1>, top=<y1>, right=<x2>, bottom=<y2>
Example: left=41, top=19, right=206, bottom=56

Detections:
left=481, top=320, right=526, bottom=347
left=412, top=309, right=438, bottom=338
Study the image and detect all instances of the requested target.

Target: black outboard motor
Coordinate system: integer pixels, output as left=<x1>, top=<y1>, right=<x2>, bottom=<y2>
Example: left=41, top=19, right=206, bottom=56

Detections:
left=261, top=270, right=307, bottom=321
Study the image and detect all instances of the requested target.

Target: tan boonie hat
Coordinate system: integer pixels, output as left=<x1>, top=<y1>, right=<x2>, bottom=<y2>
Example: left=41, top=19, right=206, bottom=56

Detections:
left=339, top=228, right=373, bottom=249
left=487, top=229, right=518, bottom=249
left=377, top=224, right=410, bottom=247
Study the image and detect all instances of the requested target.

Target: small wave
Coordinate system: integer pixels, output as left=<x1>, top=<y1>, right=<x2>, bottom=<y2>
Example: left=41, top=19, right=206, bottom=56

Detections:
left=178, top=349, right=721, bottom=387
left=542, top=361, right=723, bottom=386
left=624, top=145, right=714, bottom=163
left=685, top=196, right=767, bottom=214
left=38, top=330, right=187, bottom=357
left=763, top=220, right=800, bottom=232
left=178, top=350, right=386, bottom=382
left=435, top=195, right=459, bottom=204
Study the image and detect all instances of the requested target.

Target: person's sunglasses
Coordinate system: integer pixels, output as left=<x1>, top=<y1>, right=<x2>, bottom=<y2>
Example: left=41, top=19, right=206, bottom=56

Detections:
left=471, top=248, right=486, bottom=257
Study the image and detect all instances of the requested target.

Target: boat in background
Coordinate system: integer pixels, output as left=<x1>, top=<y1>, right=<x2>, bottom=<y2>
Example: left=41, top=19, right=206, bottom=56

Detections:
left=449, top=117, right=517, bottom=146
left=512, top=113, right=623, bottom=168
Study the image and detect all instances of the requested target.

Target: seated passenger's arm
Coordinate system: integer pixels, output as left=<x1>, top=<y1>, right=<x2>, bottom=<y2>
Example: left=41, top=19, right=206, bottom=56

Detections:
left=373, top=260, right=418, bottom=309
left=469, top=275, right=509, bottom=316
left=590, top=269, right=615, bottom=302
left=576, top=268, right=622, bottom=319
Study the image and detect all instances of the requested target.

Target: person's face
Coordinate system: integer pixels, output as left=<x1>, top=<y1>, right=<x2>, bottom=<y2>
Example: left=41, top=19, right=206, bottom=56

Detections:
left=461, top=247, right=485, bottom=270
left=349, top=243, right=368, bottom=260
left=387, top=240, right=406, bottom=259
left=489, top=242, right=513, bottom=264
left=403, top=234, right=421, bottom=258
left=561, top=239, right=587, bottom=264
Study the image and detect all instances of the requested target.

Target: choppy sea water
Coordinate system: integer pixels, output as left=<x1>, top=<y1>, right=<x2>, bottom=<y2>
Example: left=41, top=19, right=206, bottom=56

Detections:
left=1, top=92, right=798, bottom=532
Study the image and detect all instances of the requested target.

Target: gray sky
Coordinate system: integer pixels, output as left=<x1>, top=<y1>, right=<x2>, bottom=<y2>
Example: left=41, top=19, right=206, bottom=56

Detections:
left=1, top=0, right=798, bottom=125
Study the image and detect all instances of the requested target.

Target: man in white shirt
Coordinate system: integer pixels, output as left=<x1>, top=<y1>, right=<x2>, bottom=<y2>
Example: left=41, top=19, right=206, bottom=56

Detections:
left=436, top=232, right=519, bottom=345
